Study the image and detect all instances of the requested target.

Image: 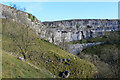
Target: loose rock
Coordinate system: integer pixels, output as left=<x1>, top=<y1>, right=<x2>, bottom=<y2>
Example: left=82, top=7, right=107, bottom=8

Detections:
left=60, top=71, right=70, bottom=78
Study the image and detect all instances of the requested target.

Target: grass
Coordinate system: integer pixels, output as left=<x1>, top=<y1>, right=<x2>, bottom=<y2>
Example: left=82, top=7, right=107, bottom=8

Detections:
left=80, top=43, right=119, bottom=78
left=28, top=13, right=38, bottom=22
left=2, top=51, right=54, bottom=78
left=0, top=18, right=2, bottom=79
left=70, top=31, right=120, bottom=44
left=68, top=37, right=105, bottom=44
left=82, top=31, right=120, bottom=57
left=2, top=18, right=97, bottom=78
left=77, top=31, right=120, bottom=78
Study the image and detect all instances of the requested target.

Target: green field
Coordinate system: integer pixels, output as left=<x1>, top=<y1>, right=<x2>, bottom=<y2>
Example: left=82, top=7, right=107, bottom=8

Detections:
left=0, top=18, right=2, bottom=79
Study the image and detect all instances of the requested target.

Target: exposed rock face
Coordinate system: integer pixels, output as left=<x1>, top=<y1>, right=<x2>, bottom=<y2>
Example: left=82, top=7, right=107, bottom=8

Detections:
left=43, top=20, right=120, bottom=45
left=1, top=4, right=120, bottom=46
left=0, top=4, right=44, bottom=35
left=67, top=42, right=104, bottom=54
left=0, top=4, right=5, bottom=18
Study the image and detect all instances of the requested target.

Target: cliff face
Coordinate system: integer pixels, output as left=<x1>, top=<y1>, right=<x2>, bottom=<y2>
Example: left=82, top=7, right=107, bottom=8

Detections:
left=43, top=19, right=119, bottom=45
left=0, top=4, right=44, bottom=35
left=66, top=42, right=104, bottom=54
left=1, top=4, right=120, bottom=45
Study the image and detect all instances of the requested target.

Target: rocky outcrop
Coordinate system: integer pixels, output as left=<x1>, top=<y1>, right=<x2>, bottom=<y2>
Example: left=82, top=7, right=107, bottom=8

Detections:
left=59, top=71, right=70, bottom=78
left=43, top=19, right=119, bottom=45
left=0, top=3, right=44, bottom=35
left=17, top=57, right=25, bottom=61
left=67, top=42, right=104, bottom=54
left=1, top=4, right=120, bottom=46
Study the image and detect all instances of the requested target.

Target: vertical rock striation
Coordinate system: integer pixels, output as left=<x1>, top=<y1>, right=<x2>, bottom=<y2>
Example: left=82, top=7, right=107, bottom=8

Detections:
left=43, top=19, right=120, bottom=45
left=1, top=4, right=120, bottom=46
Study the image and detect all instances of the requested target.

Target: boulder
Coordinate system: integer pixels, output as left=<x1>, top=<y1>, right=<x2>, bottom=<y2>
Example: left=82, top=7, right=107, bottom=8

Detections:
left=63, top=58, right=67, bottom=62
left=60, top=71, right=70, bottom=78
left=67, top=59, right=70, bottom=62
left=17, top=57, right=24, bottom=61
left=59, top=59, right=63, bottom=62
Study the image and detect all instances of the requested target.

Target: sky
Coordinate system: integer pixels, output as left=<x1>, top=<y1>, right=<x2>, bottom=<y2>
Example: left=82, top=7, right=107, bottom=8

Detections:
left=0, top=2, right=118, bottom=22
left=0, top=0, right=119, bottom=2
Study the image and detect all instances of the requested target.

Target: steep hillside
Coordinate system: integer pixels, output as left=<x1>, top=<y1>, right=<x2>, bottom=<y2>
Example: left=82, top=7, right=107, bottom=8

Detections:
left=64, top=31, right=120, bottom=54
left=0, top=18, right=2, bottom=79
left=1, top=3, right=120, bottom=46
left=2, top=51, right=54, bottom=78
left=1, top=3, right=119, bottom=78
left=2, top=18, right=96, bottom=78
left=77, top=31, right=120, bottom=78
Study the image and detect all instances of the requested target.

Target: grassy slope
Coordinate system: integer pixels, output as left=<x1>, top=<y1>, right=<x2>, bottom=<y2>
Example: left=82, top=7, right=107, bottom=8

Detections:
left=81, top=31, right=120, bottom=58
left=77, top=31, right=120, bottom=78
left=81, top=44, right=119, bottom=78
left=0, top=18, right=2, bottom=79
left=2, top=19, right=96, bottom=78
left=2, top=51, right=54, bottom=78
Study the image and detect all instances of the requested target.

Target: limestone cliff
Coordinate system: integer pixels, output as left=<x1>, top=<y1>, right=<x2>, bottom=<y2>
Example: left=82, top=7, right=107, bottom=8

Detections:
left=43, top=19, right=119, bottom=45
left=1, top=4, right=120, bottom=45
left=0, top=4, right=43, bottom=35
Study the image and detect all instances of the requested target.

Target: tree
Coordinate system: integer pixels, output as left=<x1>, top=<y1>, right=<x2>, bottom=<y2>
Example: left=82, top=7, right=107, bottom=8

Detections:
left=4, top=21, right=37, bottom=60
left=87, top=25, right=92, bottom=38
left=23, top=8, right=26, bottom=11
left=9, top=3, right=26, bottom=12
left=59, top=31, right=66, bottom=49
left=15, top=26, right=36, bottom=60
left=51, top=32, right=54, bottom=43
left=76, top=24, right=79, bottom=30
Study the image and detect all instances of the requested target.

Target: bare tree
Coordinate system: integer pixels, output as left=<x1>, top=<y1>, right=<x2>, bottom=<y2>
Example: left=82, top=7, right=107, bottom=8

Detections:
left=51, top=32, right=54, bottom=43
left=23, top=8, right=26, bottom=11
left=6, top=23, right=36, bottom=60
left=61, top=32, right=66, bottom=49
left=9, top=3, right=26, bottom=11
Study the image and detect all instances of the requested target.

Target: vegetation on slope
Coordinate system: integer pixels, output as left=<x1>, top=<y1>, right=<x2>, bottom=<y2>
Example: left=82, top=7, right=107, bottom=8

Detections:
left=2, top=19, right=96, bottom=78
left=77, top=31, right=120, bottom=78
left=0, top=18, right=2, bottom=79
left=70, top=31, right=120, bottom=44
left=2, top=51, right=54, bottom=78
